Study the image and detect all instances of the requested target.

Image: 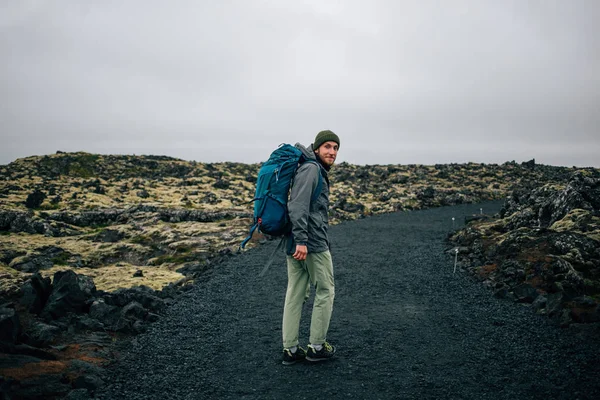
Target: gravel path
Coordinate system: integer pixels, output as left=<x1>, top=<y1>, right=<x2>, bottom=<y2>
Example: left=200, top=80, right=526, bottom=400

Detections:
left=97, top=201, right=600, bottom=400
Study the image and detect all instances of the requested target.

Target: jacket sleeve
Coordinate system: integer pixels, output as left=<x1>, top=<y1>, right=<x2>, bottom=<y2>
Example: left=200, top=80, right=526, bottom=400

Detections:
left=288, top=162, right=319, bottom=246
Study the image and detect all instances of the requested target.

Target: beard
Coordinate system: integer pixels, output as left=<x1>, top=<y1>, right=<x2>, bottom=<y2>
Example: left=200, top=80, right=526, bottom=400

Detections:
left=315, top=152, right=334, bottom=171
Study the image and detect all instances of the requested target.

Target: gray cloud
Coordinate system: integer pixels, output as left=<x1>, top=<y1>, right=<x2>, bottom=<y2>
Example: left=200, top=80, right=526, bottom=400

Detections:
left=1, top=0, right=599, bottom=167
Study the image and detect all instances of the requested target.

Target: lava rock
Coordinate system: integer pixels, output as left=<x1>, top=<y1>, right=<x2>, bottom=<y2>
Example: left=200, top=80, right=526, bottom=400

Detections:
left=91, top=229, right=124, bottom=243
left=42, top=270, right=96, bottom=319
left=104, top=286, right=166, bottom=314
left=89, top=298, right=120, bottom=328
left=513, top=283, right=539, bottom=303
left=0, top=305, right=21, bottom=343
left=19, top=272, right=52, bottom=314
left=121, top=301, right=148, bottom=321
left=22, top=320, right=61, bottom=347
left=25, top=189, right=46, bottom=209
left=531, top=294, right=547, bottom=314
left=0, top=209, right=30, bottom=231
left=10, top=246, right=67, bottom=273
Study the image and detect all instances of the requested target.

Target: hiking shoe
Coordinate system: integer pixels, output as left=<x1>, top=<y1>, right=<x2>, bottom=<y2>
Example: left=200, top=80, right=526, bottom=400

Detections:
left=282, top=346, right=307, bottom=365
left=306, top=342, right=336, bottom=362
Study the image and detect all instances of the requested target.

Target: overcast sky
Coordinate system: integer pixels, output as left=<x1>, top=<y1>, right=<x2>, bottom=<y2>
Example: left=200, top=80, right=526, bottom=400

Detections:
left=1, top=0, right=599, bottom=167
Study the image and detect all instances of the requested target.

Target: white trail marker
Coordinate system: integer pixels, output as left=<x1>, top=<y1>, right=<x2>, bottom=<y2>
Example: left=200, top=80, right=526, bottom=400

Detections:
left=454, top=248, right=459, bottom=274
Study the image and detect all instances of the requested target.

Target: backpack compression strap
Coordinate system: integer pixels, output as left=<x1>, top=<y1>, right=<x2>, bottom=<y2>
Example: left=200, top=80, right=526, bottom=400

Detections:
left=240, top=223, right=258, bottom=249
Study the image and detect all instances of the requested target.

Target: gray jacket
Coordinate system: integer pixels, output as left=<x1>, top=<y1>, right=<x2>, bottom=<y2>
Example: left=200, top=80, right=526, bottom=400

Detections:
left=286, top=143, right=330, bottom=254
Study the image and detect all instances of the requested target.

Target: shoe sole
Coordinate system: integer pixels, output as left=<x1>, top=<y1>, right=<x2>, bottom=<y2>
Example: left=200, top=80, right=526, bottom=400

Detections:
left=306, top=356, right=333, bottom=362
left=282, top=359, right=306, bottom=365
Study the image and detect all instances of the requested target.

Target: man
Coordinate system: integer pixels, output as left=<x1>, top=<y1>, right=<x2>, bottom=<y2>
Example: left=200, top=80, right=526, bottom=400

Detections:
left=281, top=130, right=340, bottom=365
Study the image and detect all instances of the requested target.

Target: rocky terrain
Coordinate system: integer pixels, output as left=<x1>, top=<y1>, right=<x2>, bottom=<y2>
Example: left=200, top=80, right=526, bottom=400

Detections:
left=449, top=169, right=600, bottom=327
left=0, top=151, right=597, bottom=399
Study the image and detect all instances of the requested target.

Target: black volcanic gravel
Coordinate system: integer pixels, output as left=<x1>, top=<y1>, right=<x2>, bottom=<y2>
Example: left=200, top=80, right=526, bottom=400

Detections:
left=97, top=201, right=600, bottom=400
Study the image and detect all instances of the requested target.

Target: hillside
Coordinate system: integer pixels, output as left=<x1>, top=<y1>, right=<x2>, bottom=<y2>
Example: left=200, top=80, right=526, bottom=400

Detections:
left=0, top=152, right=578, bottom=291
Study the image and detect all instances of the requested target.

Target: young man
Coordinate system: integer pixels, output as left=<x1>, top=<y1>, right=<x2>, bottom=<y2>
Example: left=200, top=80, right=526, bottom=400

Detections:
left=281, top=130, right=340, bottom=365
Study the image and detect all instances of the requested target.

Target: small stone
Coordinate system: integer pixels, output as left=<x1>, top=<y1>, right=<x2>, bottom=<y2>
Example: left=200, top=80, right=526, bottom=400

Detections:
left=531, top=295, right=547, bottom=314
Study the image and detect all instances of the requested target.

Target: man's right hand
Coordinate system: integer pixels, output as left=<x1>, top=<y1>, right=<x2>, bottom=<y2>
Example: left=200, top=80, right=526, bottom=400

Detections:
left=293, top=244, right=308, bottom=261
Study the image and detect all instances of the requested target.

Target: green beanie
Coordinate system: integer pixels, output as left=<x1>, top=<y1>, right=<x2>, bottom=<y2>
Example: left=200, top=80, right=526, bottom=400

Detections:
left=313, top=130, right=340, bottom=150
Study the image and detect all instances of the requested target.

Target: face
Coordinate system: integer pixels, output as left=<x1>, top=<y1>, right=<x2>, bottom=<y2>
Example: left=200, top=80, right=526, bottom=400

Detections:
left=315, top=141, right=339, bottom=167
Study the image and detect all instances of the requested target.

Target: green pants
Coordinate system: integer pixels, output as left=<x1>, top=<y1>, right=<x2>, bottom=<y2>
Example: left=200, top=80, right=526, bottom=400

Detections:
left=282, top=250, right=335, bottom=348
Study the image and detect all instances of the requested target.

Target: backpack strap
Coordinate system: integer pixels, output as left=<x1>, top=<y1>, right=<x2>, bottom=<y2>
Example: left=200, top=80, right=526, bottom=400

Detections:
left=312, top=168, right=323, bottom=203
left=258, top=236, right=287, bottom=277
left=301, top=160, right=323, bottom=204
left=240, top=223, right=258, bottom=249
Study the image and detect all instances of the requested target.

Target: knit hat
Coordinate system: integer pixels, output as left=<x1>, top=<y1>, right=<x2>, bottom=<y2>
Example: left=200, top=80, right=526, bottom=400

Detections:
left=313, top=130, right=340, bottom=150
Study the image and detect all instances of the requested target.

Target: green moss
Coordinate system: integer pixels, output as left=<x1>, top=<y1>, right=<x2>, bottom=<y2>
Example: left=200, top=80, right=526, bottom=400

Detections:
left=153, top=253, right=195, bottom=264
left=38, top=203, right=62, bottom=210
left=152, top=246, right=195, bottom=264
left=69, top=154, right=100, bottom=178
left=0, top=231, right=11, bottom=236
left=130, top=234, right=153, bottom=245
left=51, top=252, right=71, bottom=265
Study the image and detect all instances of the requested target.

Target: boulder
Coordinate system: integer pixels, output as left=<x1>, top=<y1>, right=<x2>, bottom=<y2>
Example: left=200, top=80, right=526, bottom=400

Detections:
left=531, top=294, right=547, bottom=314
left=0, top=210, right=80, bottom=236
left=521, top=158, right=536, bottom=170
left=74, top=315, right=105, bottom=332
left=213, top=178, right=230, bottom=189
left=73, top=373, right=105, bottom=392
left=10, top=246, right=67, bottom=273
left=121, top=301, right=147, bottom=321
left=158, top=209, right=249, bottom=223
left=0, top=209, right=39, bottom=234
left=89, top=299, right=120, bottom=328
left=42, top=270, right=96, bottom=319
left=0, top=305, right=21, bottom=343
left=0, top=209, right=30, bottom=231
left=513, top=283, right=539, bottom=303
left=104, top=286, right=166, bottom=313
left=416, top=186, right=436, bottom=200
left=19, top=272, right=52, bottom=314
left=500, top=172, right=600, bottom=230
left=10, top=256, right=53, bottom=273
left=25, top=189, right=46, bottom=209
left=47, top=209, right=124, bottom=227
left=22, top=321, right=61, bottom=347
left=91, top=229, right=124, bottom=243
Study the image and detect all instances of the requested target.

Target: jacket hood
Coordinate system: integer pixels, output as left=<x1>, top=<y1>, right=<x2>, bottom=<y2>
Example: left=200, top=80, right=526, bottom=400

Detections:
left=294, top=143, right=317, bottom=162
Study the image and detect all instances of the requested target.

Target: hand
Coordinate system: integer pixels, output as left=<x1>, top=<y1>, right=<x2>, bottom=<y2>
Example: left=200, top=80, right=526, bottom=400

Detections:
left=293, top=245, right=308, bottom=261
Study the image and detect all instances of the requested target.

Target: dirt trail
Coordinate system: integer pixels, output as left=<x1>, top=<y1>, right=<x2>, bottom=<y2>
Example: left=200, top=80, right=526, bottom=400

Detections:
left=97, top=201, right=600, bottom=400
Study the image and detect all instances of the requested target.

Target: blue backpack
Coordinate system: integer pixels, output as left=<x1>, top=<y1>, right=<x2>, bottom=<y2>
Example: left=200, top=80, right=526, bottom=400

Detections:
left=240, top=144, right=322, bottom=250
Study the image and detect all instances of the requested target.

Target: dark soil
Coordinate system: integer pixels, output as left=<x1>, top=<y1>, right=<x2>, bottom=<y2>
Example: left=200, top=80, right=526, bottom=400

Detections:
left=96, top=201, right=600, bottom=400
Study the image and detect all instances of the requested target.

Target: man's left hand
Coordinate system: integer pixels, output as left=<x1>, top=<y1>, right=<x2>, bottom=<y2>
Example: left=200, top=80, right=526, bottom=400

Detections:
left=293, top=245, right=308, bottom=261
